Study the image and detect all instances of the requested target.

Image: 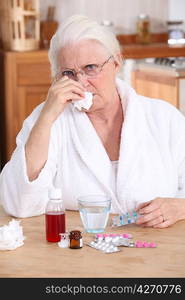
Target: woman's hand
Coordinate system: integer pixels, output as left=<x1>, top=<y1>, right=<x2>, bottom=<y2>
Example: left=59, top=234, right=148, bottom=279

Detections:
left=25, top=76, right=85, bottom=181
left=40, top=76, right=85, bottom=124
left=135, top=197, right=185, bottom=228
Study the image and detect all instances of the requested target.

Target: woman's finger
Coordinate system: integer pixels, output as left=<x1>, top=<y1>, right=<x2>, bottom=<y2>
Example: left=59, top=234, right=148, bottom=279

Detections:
left=61, top=91, right=86, bottom=102
left=153, top=219, right=171, bottom=228
left=138, top=199, right=161, bottom=214
left=53, top=76, right=85, bottom=91
left=136, top=208, right=161, bottom=225
left=51, top=85, right=85, bottom=98
left=140, top=215, right=164, bottom=227
left=135, top=200, right=153, bottom=211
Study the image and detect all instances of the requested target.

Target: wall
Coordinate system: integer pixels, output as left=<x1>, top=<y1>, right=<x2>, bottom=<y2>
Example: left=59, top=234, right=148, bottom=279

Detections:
left=168, top=0, right=185, bottom=30
left=40, top=0, right=168, bottom=33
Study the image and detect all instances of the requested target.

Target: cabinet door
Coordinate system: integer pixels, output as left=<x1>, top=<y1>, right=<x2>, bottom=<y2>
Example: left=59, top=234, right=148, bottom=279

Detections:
left=17, top=85, right=49, bottom=132
left=1, top=50, right=51, bottom=164
left=6, top=85, right=50, bottom=161
left=132, top=70, right=178, bottom=108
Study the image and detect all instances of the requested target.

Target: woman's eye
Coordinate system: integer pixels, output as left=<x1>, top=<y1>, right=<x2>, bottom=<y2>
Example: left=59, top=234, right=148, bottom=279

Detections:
left=84, top=64, right=98, bottom=71
left=62, top=70, right=75, bottom=77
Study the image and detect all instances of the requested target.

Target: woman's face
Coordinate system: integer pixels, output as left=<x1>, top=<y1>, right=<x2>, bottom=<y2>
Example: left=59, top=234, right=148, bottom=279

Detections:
left=58, top=39, right=121, bottom=112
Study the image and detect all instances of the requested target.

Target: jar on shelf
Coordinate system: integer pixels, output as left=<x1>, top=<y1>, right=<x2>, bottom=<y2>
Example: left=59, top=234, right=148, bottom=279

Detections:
left=167, top=20, right=185, bottom=45
left=100, top=20, right=115, bottom=33
left=136, top=14, right=151, bottom=44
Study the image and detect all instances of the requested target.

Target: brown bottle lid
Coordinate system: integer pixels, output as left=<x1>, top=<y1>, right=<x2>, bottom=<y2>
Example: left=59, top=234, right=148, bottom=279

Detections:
left=69, top=230, right=82, bottom=240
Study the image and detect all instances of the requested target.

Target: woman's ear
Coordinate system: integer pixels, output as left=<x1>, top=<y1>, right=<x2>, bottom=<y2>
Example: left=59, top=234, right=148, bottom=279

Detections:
left=114, top=52, right=123, bottom=73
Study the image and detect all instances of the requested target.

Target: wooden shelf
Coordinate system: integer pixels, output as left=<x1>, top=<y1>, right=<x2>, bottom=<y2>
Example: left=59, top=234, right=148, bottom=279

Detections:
left=122, top=43, right=185, bottom=59
left=116, top=33, right=185, bottom=59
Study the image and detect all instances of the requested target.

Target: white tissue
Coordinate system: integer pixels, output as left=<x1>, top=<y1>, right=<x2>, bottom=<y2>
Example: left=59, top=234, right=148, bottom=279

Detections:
left=0, top=219, right=25, bottom=250
left=72, top=91, right=93, bottom=111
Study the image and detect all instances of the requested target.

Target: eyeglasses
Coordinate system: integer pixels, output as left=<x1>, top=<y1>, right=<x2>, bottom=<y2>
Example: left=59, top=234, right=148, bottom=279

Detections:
left=54, top=55, right=113, bottom=81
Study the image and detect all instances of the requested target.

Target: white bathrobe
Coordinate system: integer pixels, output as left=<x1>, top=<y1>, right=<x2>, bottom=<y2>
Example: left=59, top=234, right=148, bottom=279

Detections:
left=1, top=78, right=185, bottom=218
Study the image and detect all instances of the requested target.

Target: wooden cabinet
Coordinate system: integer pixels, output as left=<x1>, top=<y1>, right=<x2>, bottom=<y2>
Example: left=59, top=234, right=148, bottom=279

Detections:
left=131, top=68, right=179, bottom=108
left=0, top=50, right=51, bottom=167
left=131, top=64, right=185, bottom=118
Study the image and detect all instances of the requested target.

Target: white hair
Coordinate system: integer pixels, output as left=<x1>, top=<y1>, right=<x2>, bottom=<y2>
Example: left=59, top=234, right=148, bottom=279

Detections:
left=48, top=14, right=121, bottom=78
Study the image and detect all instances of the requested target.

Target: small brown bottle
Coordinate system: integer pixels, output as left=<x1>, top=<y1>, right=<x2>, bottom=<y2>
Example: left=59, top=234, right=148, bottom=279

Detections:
left=69, top=230, right=83, bottom=249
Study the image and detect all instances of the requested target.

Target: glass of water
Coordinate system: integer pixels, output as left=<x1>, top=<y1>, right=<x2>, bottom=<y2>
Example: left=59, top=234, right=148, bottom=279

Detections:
left=77, top=195, right=111, bottom=233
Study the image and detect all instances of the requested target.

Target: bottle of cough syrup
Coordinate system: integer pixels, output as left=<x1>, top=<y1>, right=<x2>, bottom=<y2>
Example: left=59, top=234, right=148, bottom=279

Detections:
left=45, top=188, right=66, bottom=242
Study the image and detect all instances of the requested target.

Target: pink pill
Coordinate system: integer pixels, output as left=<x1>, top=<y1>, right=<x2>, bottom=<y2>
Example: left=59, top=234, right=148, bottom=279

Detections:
left=135, top=241, right=143, bottom=248
left=123, top=233, right=132, bottom=238
left=135, top=243, right=143, bottom=248
left=135, top=240, right=143, bottom=244
left=96, top=234, right=103, bottom=238
left=149, top=242, right=157, bottom=248
left=143, top=242, right=149, bottom=248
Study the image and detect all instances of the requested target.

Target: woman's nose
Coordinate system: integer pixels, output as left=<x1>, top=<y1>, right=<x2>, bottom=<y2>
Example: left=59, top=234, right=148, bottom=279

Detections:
left=76, top=73, right=90, bottom=88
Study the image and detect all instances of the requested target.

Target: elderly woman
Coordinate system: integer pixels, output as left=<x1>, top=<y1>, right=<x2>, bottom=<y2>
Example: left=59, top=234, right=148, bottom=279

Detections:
left=0, top=15, right=185, bottom=229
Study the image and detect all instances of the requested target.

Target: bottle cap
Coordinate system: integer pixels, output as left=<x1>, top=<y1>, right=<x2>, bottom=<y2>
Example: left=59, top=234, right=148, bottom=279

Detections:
left=49, top=188, right=62, bottom=200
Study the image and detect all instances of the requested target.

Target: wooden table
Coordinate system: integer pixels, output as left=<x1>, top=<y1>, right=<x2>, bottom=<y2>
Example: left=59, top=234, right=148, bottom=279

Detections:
left=0, top=206, right=185, bottom=278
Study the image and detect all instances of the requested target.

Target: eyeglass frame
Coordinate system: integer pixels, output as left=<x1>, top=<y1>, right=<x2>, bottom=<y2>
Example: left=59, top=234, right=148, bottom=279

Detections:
left=54, top=55, right=114, bottom=82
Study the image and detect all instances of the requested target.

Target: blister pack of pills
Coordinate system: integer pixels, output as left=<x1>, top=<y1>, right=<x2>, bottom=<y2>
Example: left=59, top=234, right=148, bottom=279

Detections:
left=87, top=240, right=121, bottom=253
left=95, top=233, right=132, bottom=247
left=134, top=240, right=157, bottom=248
left=111, top=211, right=140, bottom=227
left=87, top=233, right=157, bottom=254
left=94, top=233, right=133, bottom=241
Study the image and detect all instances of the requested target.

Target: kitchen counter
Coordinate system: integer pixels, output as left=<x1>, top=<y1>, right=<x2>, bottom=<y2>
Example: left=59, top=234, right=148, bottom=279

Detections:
left=0, top=206, right=185, bottom=278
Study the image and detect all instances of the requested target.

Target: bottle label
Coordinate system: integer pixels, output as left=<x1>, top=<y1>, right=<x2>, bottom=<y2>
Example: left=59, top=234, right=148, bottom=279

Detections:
left=80, top=238, right=83, bottom=247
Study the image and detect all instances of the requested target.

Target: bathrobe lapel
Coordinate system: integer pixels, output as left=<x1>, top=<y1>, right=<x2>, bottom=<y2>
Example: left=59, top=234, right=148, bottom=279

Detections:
left=67, top=105, right=124, bottom=212
left=116, top=80, right=146, bottom=211
left=115, top=79, right=174, bottom=211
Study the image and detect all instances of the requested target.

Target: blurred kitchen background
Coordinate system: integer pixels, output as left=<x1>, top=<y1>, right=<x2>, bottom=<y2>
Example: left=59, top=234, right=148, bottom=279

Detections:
left=0, top=0, right=185, bottom=169
left=40, top=0, right=185, bottom=33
